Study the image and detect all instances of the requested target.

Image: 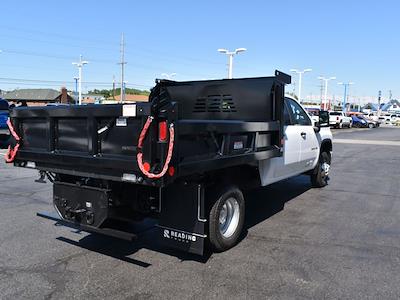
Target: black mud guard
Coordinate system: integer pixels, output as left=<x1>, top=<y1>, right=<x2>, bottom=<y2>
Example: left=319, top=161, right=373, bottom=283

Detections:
left=158, top=181, right=207, bottom=255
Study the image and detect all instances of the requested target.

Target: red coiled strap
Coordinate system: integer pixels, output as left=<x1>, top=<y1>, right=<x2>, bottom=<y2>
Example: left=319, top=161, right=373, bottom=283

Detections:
left=5, top=118, right=21, bottom=163
left=137, top=116, right=175, bottom=179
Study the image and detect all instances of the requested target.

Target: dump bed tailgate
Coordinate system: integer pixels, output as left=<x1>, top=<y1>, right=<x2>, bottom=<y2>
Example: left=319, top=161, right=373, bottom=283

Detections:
left=10, top=103, right=154, bottom=182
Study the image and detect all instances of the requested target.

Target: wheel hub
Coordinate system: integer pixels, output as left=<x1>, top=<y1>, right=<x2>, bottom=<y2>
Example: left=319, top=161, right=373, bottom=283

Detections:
left=321, top=162, right=330, bottom=176
left=218, top=197, right=240, bottom=238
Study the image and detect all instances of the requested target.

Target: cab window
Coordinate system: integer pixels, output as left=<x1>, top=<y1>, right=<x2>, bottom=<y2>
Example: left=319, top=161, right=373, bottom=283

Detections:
left=283, top=101, right=291, bottom=126
left=286, top=98, right=311, bottom=126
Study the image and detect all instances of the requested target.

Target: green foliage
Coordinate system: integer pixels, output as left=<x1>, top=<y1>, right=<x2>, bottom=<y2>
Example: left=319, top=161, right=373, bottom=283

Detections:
left=88, top=88, right=150, bottom=99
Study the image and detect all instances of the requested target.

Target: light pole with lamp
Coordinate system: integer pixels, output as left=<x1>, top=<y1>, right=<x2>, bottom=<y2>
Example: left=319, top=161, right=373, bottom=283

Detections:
left=318, top=76, right=336, bottom=110
left=337, top=82, right=354, bottom=112
left=217, top=48, right=247, bottom=79
left=72, top=55, right=89, bottom=105
left=290, top=68, right=312, bottom=103
left=73, top=77, right=79, bottom=105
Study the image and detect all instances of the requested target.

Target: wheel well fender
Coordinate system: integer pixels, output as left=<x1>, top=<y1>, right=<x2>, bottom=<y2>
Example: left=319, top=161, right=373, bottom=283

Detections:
left=320, top=139, right=332, bottom=154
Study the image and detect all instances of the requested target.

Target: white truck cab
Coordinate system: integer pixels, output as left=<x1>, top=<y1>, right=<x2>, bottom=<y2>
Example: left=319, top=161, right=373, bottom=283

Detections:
left=259, top=96, right=333, bottom=187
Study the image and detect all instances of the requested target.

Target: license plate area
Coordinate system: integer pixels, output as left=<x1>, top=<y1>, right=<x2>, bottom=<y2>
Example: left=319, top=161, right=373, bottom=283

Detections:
left=53, top=182, right=110, bottom=228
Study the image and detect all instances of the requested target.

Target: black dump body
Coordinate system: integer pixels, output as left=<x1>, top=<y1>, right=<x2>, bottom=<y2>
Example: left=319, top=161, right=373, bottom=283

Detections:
left=10, top=71, right=290, bottom=187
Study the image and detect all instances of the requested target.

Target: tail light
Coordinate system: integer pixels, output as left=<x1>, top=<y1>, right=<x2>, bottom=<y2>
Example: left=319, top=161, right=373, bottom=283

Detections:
left=168, top=166, right=175, bottom=176
left=158, top=121, right=168, bottom=142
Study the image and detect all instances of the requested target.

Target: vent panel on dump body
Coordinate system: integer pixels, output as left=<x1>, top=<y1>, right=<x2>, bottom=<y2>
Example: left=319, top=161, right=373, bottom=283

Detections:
left=156, top=77, right=276, bottom=121
left=193, top=95, right=236, bottom=113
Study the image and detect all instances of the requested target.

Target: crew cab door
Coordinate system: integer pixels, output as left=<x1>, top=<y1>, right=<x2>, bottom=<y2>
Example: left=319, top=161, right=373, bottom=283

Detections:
left=285, top=98, right=320, bottom=171
left=272, top=99, right=306, bottom=179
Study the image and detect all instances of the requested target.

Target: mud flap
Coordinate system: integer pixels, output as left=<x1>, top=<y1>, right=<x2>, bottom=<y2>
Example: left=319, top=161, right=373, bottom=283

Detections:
left=158, top=182, right=207, bottom=255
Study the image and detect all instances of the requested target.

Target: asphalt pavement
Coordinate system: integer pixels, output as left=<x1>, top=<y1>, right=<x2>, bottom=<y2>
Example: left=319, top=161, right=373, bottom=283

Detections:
left=1, top=126, right=400, bottom=299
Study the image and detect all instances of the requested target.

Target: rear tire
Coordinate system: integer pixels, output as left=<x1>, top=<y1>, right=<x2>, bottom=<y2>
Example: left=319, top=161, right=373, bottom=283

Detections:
left=208, top=186, right=245, bottom=252
left=311, top=151, right=331, bottom=188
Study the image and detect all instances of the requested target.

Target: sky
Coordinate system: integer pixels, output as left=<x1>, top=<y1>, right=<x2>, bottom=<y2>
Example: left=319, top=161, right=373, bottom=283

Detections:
left=0, top=0, right=399, bottom=104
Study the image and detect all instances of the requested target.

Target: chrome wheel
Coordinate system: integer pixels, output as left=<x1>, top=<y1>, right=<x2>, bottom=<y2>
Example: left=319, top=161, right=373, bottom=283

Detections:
left=321, top=161, right=330, bottom=178
left=219, top=197, right=240, bottom=238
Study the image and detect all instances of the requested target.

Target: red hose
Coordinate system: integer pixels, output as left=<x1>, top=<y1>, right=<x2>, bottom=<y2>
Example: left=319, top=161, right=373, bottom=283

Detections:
left=137, top=116, right=175, bottom=179
left=5, top=118, right=21, bottom=163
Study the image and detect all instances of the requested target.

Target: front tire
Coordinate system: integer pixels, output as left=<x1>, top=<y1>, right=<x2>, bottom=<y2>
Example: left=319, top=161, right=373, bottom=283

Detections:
left=311, top=151, right=331, bottom=188
left=208, top=186, right=245, bottom=252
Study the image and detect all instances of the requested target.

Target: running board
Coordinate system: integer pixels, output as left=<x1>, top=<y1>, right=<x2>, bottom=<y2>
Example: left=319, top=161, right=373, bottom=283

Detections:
left=37, top=211, right=138, bottom=242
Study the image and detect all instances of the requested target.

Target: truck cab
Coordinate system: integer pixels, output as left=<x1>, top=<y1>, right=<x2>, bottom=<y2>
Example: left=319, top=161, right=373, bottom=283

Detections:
left=260, top=96, right=332, bottom=186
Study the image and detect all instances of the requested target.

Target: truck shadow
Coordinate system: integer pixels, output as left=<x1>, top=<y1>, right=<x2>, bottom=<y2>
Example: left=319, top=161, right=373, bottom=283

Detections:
left=243, top=175, right=311, bottom=230
left=55, top=175, right=311, bottom=266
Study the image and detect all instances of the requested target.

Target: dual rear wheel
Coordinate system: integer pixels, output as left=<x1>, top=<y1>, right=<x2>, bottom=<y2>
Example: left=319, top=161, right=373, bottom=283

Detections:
left=208, top=187, right=245, bottom=252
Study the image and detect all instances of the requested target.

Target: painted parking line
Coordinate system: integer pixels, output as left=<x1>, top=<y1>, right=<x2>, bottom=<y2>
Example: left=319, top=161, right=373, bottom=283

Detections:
left=334, top=139, right=400, bottom=146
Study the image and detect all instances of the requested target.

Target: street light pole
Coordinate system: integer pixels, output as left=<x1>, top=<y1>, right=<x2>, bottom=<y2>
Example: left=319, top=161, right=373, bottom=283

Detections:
left=72, top=55, right=89, bottom=105
left=290, top=68, right=312, bottom=103
left=318, top=76, right=336, bottom=110
left=73, top=77, right=79, bottom=105
left=217, top=48, right=247, bottom=79
left=338, top=82, right=354, bottom=112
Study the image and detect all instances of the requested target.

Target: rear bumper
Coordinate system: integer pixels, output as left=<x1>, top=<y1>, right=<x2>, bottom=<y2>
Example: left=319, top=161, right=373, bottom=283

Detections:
left=37, top=211, right=138, bottom=241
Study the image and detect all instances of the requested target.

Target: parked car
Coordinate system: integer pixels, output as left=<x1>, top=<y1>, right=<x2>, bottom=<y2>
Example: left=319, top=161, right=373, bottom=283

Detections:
left=351, top=115, right=368, bottom=128
left=358, top=115, right=379, bottom=128
left=363, top=113, right=380, bottom=123
left=0, top=99, right=9, bottom=129
left=329, top=111, right=352, bottom=128
left=378, top=115, right=390, bottom=124
left=0, top=99, right=10, bottom=148
left=305, top=108, right=321, bottom=125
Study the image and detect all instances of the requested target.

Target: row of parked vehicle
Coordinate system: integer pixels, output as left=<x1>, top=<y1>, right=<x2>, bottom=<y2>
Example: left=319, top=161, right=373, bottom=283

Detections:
left=306, top=108, right=383, bottom=129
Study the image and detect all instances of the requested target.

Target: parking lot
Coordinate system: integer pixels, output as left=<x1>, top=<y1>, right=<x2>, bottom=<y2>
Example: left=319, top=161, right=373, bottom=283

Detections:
left=1, top=126, right=400, bottom=299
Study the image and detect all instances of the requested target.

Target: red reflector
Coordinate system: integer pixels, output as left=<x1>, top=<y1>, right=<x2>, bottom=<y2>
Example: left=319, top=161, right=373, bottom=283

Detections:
left=143, top=162, right=151, bottom=172
left=168, top=166, right=175, bottom=176
left=159, top=121, right=168, bottom=141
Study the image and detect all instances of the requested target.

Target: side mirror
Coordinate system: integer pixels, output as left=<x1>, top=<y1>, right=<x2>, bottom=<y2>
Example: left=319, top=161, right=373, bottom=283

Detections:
left=319, top=110, right=330, bottom=127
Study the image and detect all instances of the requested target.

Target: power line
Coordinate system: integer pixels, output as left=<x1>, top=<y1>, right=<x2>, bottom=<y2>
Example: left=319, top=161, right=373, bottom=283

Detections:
left=0, top=77, right=151, bottom=88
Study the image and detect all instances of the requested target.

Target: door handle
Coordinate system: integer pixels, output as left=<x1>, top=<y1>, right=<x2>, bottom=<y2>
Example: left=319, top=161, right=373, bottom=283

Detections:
left=300, top=132, right=307, bottom=138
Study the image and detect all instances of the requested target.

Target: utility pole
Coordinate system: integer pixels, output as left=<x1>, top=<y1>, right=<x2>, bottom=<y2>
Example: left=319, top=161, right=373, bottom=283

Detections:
left=112, top=75, right=116, bottom=100
left=290, top=68, right=312, bottom=103
left=118, top=33, right=127, bottom=103
left=217, top=48, right=247, bottom=79
left=72, top=55, right=89, bottom=105
left=378, top=90, right=382, bottom=116
left=318, top=76, right=336, bottom=110
left=319, top=82, right=324, bottom=109
left=338, top=82, right=354, bottom=113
